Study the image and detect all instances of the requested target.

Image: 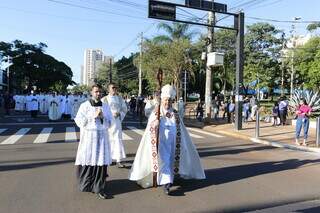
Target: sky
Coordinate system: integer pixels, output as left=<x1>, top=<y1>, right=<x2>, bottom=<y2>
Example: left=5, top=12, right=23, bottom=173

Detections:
left=0, top=0, right=319, bottom=84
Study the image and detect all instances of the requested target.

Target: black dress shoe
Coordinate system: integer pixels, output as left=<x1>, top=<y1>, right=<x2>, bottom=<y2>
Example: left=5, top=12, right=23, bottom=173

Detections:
left=163, top=184, right=170, bottom=195
left=117, top=162, right=125, bottom=168
left=97, top=192, right=112, bottom=199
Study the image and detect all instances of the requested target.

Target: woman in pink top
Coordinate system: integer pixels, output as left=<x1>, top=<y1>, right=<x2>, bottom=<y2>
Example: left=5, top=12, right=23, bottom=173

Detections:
left=295, top=99, right=312, bottom=146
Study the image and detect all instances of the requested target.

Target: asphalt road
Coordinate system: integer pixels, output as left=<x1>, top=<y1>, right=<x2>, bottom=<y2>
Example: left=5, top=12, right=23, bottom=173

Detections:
left=1, top=112, right=320, bottom=213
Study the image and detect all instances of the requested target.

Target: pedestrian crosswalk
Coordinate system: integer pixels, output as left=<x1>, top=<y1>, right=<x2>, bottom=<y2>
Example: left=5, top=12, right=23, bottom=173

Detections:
left=1, top=128, right=31, bottom=145
left=65, top=127, right=77, bottom=142
left=34, top=128, right=53, bottom=144
left=0, top=126, right=224, bottom=145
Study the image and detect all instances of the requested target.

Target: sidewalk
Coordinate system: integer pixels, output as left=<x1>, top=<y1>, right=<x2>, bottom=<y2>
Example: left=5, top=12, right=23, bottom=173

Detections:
left=184, top=117, right=320, bottom=154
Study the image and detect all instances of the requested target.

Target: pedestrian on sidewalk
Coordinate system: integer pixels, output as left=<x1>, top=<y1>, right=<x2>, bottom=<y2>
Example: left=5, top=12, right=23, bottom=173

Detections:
left=272, top=101, right=279, bottom=126
left=74, top=84, right=113, bottom=199
left=242, top=98, right=250, bottom=123
left=129, top=84, right=205, bottom=195
left=227, top=99, right=235, bottom=123
left=279, top=96, right=288, bottom=125
left=196, top=100, right=204, bottom=121
left=211, top=96, right=220, bottom=120
left=295, top=98, right=312, bottom=146
left=101, top=83, right=128, bottom=168
left=222, top=99, right=229, bottom=120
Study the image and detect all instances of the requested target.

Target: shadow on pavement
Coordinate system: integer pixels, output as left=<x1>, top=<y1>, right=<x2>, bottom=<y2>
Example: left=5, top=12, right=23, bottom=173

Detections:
left=107, top=178, right=142, bottom=196
left=0, top=158, right=75, bottom=172
left=170, top=158, right=320, bottom=197
left=197, top=145, right=278, bottom=157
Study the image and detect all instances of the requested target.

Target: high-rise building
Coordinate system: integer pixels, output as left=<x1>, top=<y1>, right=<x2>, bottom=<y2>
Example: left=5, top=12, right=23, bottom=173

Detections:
left=82, top=49, right=104, bottom=86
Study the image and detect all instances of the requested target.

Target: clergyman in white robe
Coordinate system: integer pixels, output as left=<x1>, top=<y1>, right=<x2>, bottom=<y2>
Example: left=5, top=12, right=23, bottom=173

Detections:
left=129, top=85, right=205, bottom=195
left=29, top=94, right=39, bottom=118
left=39, top=94, right=49, bottom=114
left=71, top=95, right=81, bottom=120
left=74, top=86, right=113, bottom=198
left=101, top=84, right=128, bottom=167
left=14, top=95, right=25, bottom=111
left=48, top=95, right=61, bottom=121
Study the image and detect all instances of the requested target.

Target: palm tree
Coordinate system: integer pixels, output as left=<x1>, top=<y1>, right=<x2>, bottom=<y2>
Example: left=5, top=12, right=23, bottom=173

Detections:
left=153, top=22, right=197, bottom=43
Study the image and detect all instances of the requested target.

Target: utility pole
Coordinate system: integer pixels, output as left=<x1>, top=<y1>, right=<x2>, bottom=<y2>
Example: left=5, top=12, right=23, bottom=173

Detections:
left=281, top=32, right=286, bottom=97
left=204, top=3, right=214, bottom=122
left=109, top=57, right=112, bottom=83
left=139, top=32, right=143, bottom=96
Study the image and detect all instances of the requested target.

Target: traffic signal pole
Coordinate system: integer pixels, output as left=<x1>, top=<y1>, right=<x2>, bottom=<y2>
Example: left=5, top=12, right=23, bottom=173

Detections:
left=235, top=12, right=244, bottom=131
left=204, top=8, right=214, bottom=122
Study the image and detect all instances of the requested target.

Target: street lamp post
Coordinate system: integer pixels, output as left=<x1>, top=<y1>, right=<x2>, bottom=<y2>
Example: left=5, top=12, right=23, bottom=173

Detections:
left=290, top=17, right=301, bottom=99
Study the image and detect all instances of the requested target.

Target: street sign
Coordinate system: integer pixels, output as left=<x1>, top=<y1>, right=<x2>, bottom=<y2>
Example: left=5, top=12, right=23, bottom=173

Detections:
left=185, top=0, right=227, bottom=13
left=149, top=0, right=176, bottom=21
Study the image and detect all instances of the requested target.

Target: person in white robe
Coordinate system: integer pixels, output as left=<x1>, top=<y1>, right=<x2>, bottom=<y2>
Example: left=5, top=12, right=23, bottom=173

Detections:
left=39, top=93, right=49, bottom=114
left=58, top=94, right=65, bottom=116
left=13, top=94, right=25, bottom=112
left=129, top=84, right=205, bottom=195
left=74, top=84, right=113, bottom=199
left=25, top=92, right=33, bottom=112
left=48, top=93, right=61, bottom=121
left=61, top=94, right=73, bottom=119
left=29, top=92, right=39, bottom=118
left=71, top=94, right=81, bottom=120
left=101, top=83, right=128, bottom=168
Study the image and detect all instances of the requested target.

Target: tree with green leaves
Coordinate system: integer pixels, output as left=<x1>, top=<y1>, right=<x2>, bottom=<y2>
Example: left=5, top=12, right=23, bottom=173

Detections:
left=244, top=22, right=283, bottom=98
left=141, top=38, right=193, bottom=99
left=153, top=22, right=197, bottom=43
left=294, top=36, right=320, bottom=89
left=0, top=40, right=74, bottom=92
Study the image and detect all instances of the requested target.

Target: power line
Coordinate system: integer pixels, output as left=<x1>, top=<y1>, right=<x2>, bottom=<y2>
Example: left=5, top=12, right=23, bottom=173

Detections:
left=0, top=6, right=149, bottom=25
left=246, top=16, right=320, bottom=24
left=113, top=23, right=155, bottom=58
left=47, top=0, right=147, bottom=20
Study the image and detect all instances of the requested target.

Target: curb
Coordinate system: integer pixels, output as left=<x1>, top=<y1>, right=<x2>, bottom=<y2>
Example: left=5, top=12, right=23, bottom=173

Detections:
left=208, top=128, right=320, bottom=154
left=250, top=137, right=320, bottom=154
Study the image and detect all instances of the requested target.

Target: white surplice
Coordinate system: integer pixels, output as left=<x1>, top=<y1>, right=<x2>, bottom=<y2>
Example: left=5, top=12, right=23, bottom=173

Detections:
left=48, top=96, right=61, bottom=120
left=129, top=107, right=206, bottom=188
left=101, top=95, right=128, bottom=162
left=29, top=95, right=39, bottom=111
left=14, top=95, right=25, bottom=111
left=74, top=100, right=113, bottom=166
left=39, top=94, right=49, bottom=114
left=71, top=95, right=81, bottom=119
left=61, top=96, right=73, bottom=115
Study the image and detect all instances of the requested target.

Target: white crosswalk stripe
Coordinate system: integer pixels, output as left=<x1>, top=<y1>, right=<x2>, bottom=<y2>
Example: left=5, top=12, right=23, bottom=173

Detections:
left=122, top=132, right=133, bottom=140
left=0, top=128, right=8, bottom=134
left=1, top=128, right=31, bottom=145
left=126, top=126, right=145, bottom=136
left=65, top=127, right=78, bottom=142
left=189, top=132, right=204, bottom=139
left=0, top=126, right=217, bottom=145
left=126, top=126, right=206, bottom=140
left=187, top=127, right=224, bottom=138
left=34, top=128, right=53, bottom=143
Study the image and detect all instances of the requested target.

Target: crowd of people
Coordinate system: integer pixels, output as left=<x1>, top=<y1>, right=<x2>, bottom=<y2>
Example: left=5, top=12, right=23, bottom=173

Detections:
left=6, top=92, right=90, bottom=121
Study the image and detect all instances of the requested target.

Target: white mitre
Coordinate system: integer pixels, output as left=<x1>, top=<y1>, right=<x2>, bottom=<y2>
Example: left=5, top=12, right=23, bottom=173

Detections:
left=161, top=84, right=176, bottom=99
